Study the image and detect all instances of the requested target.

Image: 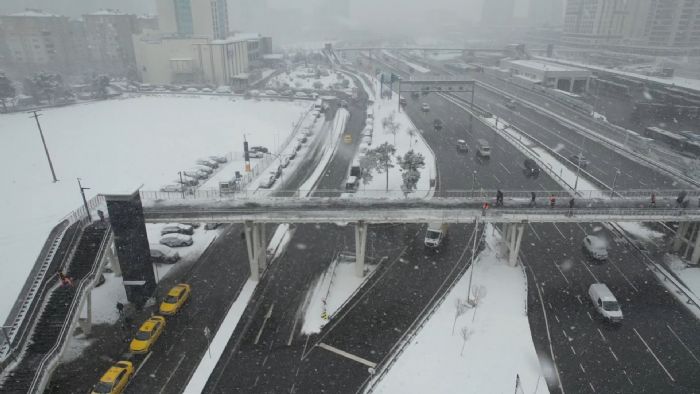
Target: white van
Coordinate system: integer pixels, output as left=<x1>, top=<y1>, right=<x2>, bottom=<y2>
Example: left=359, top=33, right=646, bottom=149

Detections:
left=424, top=223, right=448, bottom=247
left=588, top=283, right=623, bottom=323
left=476, top=139, right=491, bottom=157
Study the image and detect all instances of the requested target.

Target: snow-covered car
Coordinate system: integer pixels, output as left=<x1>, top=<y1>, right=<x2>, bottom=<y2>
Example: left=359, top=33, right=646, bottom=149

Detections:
left=288, top=150, right=297, bottom=160
left=297, top=135, right=308, bottom=143
left=504, top=99, right=517, bottom=109
left=215, top=86, right=231, bottom=94
left=264, top=90, right=277, bottom=96
left=359, top=143, right=370, bottom=154
left=139, top=84, right=154, bottom=91
left=569, top=154, right=590, bottom=168
left=204, top=223, right=223, bottom=230
left=281, top=155, right=291, bottom=168
left=259, top=175, right=276, bottom=189
left=295, top=92, right=308, bottom=98
left=302, top=128, right=313, bottom=137
left=183, top=169, right=208, bottom=180
left=294, top=142, right=303, bottom=151
left=149, top=244, right=181, bottom=264
left=159, top=234, right=193, bottom=247
left=250, top=146, right=269, bottom=153
left=421, top=103, right=430, bottom=112
left=196, top=158, right=218, bottom=168
left=160, top=224, right=194, bottom=236
left=208, top=155, right=228, bottom=163
left=281, top=90, right=293, bottom=97
left=249, top=89, right=261, bottom=96
left=192, top=165, right=213, bottom=175
left=583, top=235, right=608, bottom=260
left=248, top=151, right=264, bottom=159
left=361, top=136, right=372, bottom=145
left=201, top=87, right=213, bottom=93
left=270, top=165, right=283, bottom=179
left=160, top=184, right=184, bottom=192
left=176, top=177, right=199, bottom=186
left=185, top=87, right=199, bottom=93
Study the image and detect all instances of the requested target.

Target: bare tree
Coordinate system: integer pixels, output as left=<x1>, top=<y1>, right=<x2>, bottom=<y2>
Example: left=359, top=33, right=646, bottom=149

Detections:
left=452, top=298, right=469, bottom=335
left=460, top=327, right=473, bottom=356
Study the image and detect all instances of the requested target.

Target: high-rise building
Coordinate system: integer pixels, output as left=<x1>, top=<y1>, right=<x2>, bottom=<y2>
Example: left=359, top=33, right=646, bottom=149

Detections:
left=156, top=0, right=229, bottom=39
left=624, top=0, right=700, bottom=51
left=0, top=10, right=87, bottom=76
left=481, top=0, right=515, bottom=27
left=529, top=0, right=565, bottom=27
left=563, top=0, right=628, bottom=46
left=83, top=10, right=140, bottom=77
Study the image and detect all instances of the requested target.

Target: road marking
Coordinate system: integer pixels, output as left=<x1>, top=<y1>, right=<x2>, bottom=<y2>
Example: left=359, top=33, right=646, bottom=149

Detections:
left=262, top=355, right=269, bottom=366
left=552, top=223, right=567, bottom=240
left=254, top=303, right=275, bottom=345
left=492, top=174, right=502, bottom=184
left=570, top=345, right=576, bottom=355
left=597, top=328, right=606, bottom=342
left=562, top=329, right=568, bottom=339
left=575, top=223, right=587, bottom=234
left=158, top=353, right=187, bottom=394
left=533, top=282, right=565, bottom=393
left=586, top=311, right=593, bottom=321
left=553, top=263, right=570, bottom=285
left=575, top=294, right=583, bottom=304
left=132, top=352, right=153, bottom=378
left=317, top=342, right=377, bottom=368
left=301, top=335, right=310, bottom=361
left=528, top=223, right=542, bottom=241
left=666, top=324, right=700, bottom=366
left=607, top=260, right=639, bottom=292
left=609, top=347, right=619, bottom=362
left=589, top=382, right=596, bottom=392
left=579, top=363, right=586, bottom=373
left=633, top=327, right=675, bottom=382
left=554, top=314, right=560, bottom=323
left=253, top=376, right=259, bottom=387
left=580, top=260, right=599, bottom=282
left=498, top=162, right=512, bottom=174
left=622, top=370, right=634, bottom=386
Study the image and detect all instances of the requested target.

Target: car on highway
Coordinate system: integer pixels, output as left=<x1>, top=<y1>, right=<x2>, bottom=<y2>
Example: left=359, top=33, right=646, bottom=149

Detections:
left=456, top=139, right=469, bottom=152
left=91, top=360, right=134, bottom=394
left=159, top=283, right=191, bottom=315
left=149, top=244, right=181, bottom=264
left=569, top=154, right=590, bottom=168
left=421, top=103, right=430, bottom=112
left=588, top=283, right=623, bottom=323
left=129, top=316, right=166, bottom=354
left=425, top=223, right=448, bottom=248
left=160, top=223, right=194, bottom=236
left=583, top=235, right=608, bottom=260
left=288, top=149, right=297, bottom=160
left=433, top=119, right=443, bottom=130
left=196, top=158, right=219, bottom=169
left=476, top=139, right=491, bottom=157
left=523, top=158, right=540, bottom=177
left=159, top=234, right=194, bottom=247
left=260, top=174, right=276, bottom=189
left=411, top=91, right=420, bottom=98
left=281, top=155, right=291, bottom=168
left=504, top=99, right=517, bottom=109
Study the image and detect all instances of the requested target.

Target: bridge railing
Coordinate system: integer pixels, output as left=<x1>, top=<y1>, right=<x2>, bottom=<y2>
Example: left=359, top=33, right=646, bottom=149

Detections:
left=139, top=188, right=699, bottom=202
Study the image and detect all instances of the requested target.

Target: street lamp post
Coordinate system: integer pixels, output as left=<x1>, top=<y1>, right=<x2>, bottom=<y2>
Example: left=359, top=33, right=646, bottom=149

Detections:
left=77, top=178, right=92, bottom=222
left=178, top=171, right=186, bottom=199
left=29, top=110, right=58, bottom=182
left=610, top=169, right=621, bottom=198
left=471, top=171, right=477, bottom=197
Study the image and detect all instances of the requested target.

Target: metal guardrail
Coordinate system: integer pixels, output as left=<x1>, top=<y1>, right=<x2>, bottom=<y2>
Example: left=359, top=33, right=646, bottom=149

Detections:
left=29, top=227, right=112, bottom=394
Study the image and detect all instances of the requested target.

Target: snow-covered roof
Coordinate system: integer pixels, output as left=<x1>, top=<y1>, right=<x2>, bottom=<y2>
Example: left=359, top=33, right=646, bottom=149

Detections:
left=506, top=59, right=586, bottom=73
left=231, top=32, right=262, bottom=41
left=86, top=9, right=129, bottom=16
left=263, top=54, right=284, bottom=60
left=9, top=10, right=59, bottom=18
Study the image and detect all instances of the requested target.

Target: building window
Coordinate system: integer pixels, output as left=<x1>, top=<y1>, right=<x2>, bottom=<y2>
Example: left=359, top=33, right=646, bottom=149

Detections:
left=173, top=0, right=194, bottom=36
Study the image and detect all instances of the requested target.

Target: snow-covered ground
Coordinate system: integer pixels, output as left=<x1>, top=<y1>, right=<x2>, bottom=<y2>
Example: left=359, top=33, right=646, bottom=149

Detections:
left=665, top=254, right=700, bottom=298
left=369, top=225, right=549, bottom=394
left=0, top=95, right=309, bottom=325
left=145, top=223, right=222, bottom=281
left=301, top=255, right=376, bottom=335
left=351, top=74, right=436, bottom=199
left=381, top=50, right=431, bottom=74
left=268, top=66, right=355, bottom=93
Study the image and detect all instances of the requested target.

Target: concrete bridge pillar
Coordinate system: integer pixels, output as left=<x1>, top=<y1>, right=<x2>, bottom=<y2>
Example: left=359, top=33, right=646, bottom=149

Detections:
left=257, top=223, right=267, bottom=272
left=355, top=221, right=368, bottom=277
left=244, top=221, right=264, bottom=281
left=673, top=222, right=690, bottom=252
left=505, top=223, right=525, bottom=266
left=690, top=224, right=700, bottom=265
left=79, top=291, right=93, bottom=336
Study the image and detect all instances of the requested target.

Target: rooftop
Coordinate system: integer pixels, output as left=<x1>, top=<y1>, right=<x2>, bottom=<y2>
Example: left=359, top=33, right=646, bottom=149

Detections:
left=507, top=59, right=587, bottom=73
left=8, top=10, right=59, bottom=18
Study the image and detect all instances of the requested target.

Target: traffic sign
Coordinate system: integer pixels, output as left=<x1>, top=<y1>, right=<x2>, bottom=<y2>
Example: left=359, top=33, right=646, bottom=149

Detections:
left=343, top=134, right=353, bottom=144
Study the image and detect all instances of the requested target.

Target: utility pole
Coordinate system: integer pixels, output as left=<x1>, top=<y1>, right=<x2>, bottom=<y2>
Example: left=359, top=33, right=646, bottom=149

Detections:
left=610, top=169, right=621, bottom=198
left=29, top=111, right=58, bottom=182
left=77, top=178, right=92, bottom=221
left=178, top=171, right=186, bottom=199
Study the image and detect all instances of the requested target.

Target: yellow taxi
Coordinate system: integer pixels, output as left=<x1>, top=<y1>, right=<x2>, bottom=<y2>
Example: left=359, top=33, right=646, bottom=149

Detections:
left=91, top=360, right=133, bottom=394
left=159, top=283, right=192, bottom=315
left=129, top=315, right=166, bottom=354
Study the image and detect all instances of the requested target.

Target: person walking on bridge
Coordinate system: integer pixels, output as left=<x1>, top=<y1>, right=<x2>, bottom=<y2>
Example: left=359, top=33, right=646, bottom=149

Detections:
left=496, top=190, right=504, bottom=207
left=549, top=195, right=556, bottom=208
left=529, top=192, right=536, bottom=207
left=651, top=192, right=656, bottom=208
left=568, top=198, right=575, bottom=216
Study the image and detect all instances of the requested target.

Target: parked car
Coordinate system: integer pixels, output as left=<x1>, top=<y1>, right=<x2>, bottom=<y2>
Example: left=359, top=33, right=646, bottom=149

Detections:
left=264, top=90, right=277, bottom=95
left=281, top=90, right=293, bottom=97
left=129, top=316, right=166, bottom=354
left=421, top=103, right=430, bottom=112
left=159, top=234, right=193, bottom=247
left=288, top=150, right=297, bottom=160
left=570, top=154, right=590, bottom=168
left=270, top=165, right=283, bottom=179
left=295, top=92, right=308, bottom=98
left=297, top=135, right=308, bottom=143
left=192, top=165, right=213, bottom=175
left=208, top=155, right=228, bottom=163
left=201, top=87, right=213, bottom=93
left=185, top=87, right=199, bottom=93
left=196, top=159, right=218, bottom=169
left=91, top=361, right=134, bottom=394
left=182, top=170, right=208, bottom=180
left=250, top=146, right=269, bottom=153
left=583, top=235, right=608, bottom=260
left=399, top=97, right=407, bottom=106
left=281, top=156, right=291, bottom=168
left=248, top=151, right=264, bottom=158
left=523, top=158, right=540, bottom=177
left=159, top=283, right=191, bottom=315
left=433, top=119, right=443, bottom=130
left=149, top=244, right=181, bottom=264
left=260, top=175, right=276, bottom=189
left=160, top=224, right=194, bottom=236
left=176, top=177, right=199, bottom=186
left=295, top=142, right=303, bottom=151
left=204, top=223, right=223, bottom=230
left=456, top=139, right=469, bottom=152
left=215, top=86, right=231, bottom=94
left=160, top=184, right=184, bottom=193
